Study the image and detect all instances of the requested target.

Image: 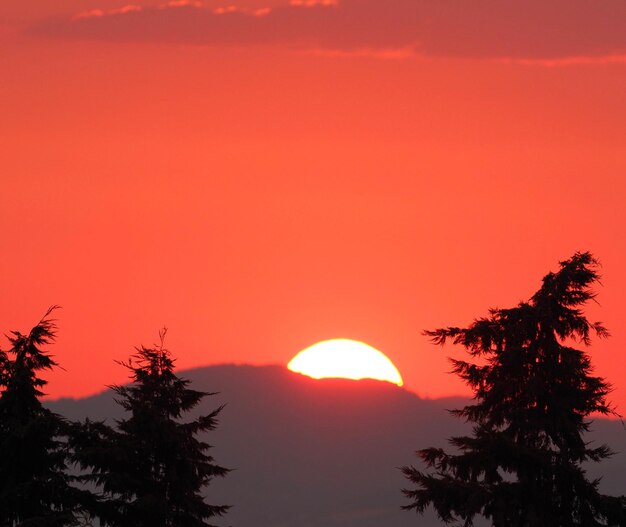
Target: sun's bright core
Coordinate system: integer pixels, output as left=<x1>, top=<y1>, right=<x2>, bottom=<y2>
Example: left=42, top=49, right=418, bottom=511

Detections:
left=287, top=339, right=403, bottom=386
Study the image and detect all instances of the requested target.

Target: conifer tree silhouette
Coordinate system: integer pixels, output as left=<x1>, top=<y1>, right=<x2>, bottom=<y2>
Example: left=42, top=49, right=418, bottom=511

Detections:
left=0, top=307, right=90, bottom=526
left=402, top=253, right=626, bottom=526
left=72, top=329, right=230, bottom=527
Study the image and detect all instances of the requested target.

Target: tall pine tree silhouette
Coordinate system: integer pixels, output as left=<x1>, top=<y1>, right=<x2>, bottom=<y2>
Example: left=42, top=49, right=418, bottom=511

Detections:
left=0, top=307, right=89, bottom=526
left=402, top=253, right=626, bottom=526
left=73, top=329, right=230, bottom=527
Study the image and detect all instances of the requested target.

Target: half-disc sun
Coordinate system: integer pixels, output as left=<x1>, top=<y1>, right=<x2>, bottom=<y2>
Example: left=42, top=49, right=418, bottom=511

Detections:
left=287, top=339, right=403, bottom=386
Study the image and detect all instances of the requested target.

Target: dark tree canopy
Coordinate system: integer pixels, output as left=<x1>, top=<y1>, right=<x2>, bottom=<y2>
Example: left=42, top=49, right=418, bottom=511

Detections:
left=402, top=252, right=626, bottom=527
left=72, top=329, right=230, bottom=527
left=0, top=307, right=89, bottom=526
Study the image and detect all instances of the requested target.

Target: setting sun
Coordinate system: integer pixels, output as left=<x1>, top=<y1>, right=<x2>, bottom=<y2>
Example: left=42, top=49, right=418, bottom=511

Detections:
left=287, top=339, right=404, bottom=386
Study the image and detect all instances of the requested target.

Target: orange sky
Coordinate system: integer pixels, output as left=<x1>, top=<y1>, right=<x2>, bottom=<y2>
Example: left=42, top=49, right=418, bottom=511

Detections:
left=2, top=1, right=626, bottom=408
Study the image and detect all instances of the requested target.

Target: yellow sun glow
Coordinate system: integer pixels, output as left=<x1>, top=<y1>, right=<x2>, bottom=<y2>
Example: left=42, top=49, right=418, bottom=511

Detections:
left=287, top=339, right=403, bottom=386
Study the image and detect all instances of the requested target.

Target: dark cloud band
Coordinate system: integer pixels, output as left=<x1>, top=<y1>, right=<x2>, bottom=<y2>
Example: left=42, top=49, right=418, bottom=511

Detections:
left=33, top=0, right=626, bottom=60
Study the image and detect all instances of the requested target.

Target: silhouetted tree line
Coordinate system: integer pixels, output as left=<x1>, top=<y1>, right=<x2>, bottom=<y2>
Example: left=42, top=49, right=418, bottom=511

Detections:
left=1, top=252, right=625, bottom=526
left=0, top=313, right=229, bottom=527
left=403, top=252, right=626, bottom=526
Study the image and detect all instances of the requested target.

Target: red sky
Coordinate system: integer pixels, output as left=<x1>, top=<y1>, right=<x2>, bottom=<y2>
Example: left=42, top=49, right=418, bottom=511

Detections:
left=2, top=0, right=626, bottom=408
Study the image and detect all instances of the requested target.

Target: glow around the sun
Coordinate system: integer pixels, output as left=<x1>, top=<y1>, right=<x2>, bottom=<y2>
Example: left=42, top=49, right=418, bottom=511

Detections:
left=287, top=339, right=403, bottom=386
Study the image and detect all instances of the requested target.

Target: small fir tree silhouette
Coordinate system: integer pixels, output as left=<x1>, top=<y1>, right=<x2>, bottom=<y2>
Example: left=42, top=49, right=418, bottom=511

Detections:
left=402, top=252, right=626, bottom=526
left=0, top=306, right=90, bottom=526
left=72, top=329, right=230, bottom=527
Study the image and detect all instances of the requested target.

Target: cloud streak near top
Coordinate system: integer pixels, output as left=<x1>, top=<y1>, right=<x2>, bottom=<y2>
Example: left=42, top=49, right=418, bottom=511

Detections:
left=33, top=0, right=626, bottom=61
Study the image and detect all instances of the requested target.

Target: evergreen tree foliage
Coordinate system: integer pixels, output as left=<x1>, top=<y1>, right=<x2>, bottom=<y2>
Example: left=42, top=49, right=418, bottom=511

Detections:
left=72, top=329, right=230, bottom=527
left=0, top=307, right=89, bottom=527
left=402, top=252, right=626, bottom=526
left=0, top=349, right=9, bottom=390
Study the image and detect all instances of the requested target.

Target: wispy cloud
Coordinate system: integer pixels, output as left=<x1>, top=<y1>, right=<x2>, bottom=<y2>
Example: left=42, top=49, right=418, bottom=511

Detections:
left=33, top=0, right=626, bottom=62
left=73, top=5, right=143, bottom=21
